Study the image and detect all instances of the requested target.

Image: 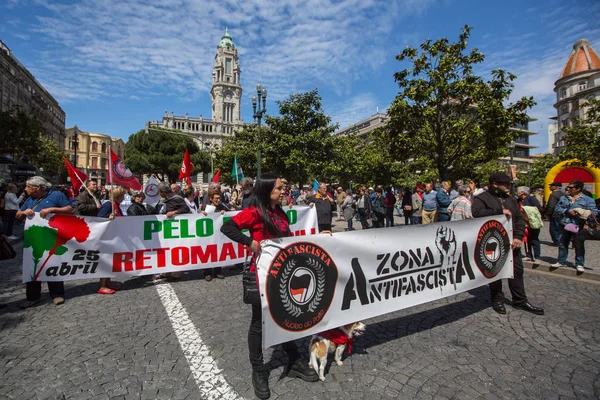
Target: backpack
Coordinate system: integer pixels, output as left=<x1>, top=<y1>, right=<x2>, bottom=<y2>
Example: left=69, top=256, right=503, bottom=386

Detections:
left=522, top=206, right=543, bottom=229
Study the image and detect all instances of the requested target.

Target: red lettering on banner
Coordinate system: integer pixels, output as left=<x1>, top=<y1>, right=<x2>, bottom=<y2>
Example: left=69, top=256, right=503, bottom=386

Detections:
left=113, top=252, right=134, bottom=272
left=135, top=249, right=152, bottom=270
left=219, top=243, right=236, bottom=262
left=310, top=228, right=316, bottom=235
left=153, top=247, right=169, bottom=268
left=172, top=247, right=190, bottom=266
left=190, top=244, right=218, bottom=264
left=238, top=242, right=248, bottom=258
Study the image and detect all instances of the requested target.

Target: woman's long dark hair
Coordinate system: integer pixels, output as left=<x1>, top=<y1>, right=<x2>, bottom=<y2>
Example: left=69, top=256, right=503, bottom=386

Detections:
left=248, top=172, right=286, bottom=236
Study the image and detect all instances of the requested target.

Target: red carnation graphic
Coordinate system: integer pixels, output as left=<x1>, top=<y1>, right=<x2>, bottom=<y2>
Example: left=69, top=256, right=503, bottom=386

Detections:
left=33, top=215, right=91, bottom=281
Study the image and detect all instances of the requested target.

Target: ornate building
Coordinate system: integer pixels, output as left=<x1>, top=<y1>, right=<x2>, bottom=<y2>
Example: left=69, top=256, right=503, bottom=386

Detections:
left=63, top=127, right=125, bottom=187
left=0, top=40, right=66, bottom=151
left=551, top=38, right=600, bottom=154
left=147, top=29, right=244, bottom=183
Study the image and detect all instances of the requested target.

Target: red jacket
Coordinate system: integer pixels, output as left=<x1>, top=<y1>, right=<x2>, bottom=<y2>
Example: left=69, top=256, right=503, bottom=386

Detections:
left=318, top=329, right=354, bottom=354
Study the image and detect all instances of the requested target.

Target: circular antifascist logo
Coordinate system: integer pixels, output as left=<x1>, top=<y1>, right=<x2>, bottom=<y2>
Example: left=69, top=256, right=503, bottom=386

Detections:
left=112, top=160, right=133, bottom=180
left=474, top=220, right=511, bottom=278
left=145, top=183, right=158, bottom=197
left=266, top=242, right=337, bottom=332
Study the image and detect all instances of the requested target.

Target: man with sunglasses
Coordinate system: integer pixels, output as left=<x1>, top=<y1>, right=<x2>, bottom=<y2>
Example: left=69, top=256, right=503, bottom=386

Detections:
left=552, top=180, right=598, bottom=272
left=472, top=173, right=544, bottom=315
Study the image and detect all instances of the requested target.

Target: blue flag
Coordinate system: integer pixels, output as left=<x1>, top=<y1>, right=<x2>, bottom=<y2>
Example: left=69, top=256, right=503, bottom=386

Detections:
left=313, top=179, right=319, bottom=191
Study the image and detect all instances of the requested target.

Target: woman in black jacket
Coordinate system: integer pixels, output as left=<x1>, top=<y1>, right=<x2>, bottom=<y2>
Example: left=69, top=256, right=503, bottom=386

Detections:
left=126, top=191, right=149, bottom=216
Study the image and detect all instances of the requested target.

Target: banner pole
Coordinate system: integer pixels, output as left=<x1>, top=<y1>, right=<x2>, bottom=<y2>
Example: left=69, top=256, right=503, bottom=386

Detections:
left=109, top=146, right=115, bottom=217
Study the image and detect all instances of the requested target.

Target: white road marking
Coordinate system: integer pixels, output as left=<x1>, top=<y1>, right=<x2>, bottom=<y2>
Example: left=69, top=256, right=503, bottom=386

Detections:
left=155, top=281, right=244, bottom=400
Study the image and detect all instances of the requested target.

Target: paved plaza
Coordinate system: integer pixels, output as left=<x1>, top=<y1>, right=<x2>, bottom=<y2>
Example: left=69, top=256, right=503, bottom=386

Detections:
left=1, top=218, right=600, bottom=399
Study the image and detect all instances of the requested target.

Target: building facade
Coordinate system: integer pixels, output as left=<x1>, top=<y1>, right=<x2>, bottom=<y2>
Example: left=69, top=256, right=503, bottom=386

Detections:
left=0, top=40, right=66, bottom=151
left=63, top=127, right=125, bottom=187
left=147, top=29, right=244, bottom=184
left=552, top=38, right=600, bottom=154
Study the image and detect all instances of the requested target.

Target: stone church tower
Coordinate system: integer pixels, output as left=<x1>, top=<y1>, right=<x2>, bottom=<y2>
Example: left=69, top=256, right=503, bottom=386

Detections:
left=210, top=29, right=242, bottom=135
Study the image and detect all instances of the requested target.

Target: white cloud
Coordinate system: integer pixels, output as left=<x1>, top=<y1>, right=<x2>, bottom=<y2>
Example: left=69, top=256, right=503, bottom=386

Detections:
left=7, top=0, right=435, bottom=106
left=328, top=92, right=381, bottom=129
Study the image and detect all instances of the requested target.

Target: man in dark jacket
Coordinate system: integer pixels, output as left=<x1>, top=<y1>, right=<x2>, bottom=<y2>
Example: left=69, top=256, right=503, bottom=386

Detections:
left=76, top=180, right=100, bottom=216
left=545, top=181, right=564, bottom=246
left=308, top=182, right=335, bottom=232
left=472, top=173, right=544, bottom=316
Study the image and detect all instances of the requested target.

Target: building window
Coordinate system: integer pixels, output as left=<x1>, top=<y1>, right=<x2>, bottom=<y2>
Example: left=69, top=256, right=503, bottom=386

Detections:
left=561, top=119, right=569, bottom=128
left=560, top=105, right=568, bottom=115
left=92, top=157, right=98, bottom=168
left=578, top=81, right=587, bottom=91
left=560, top=88, right=567, bottom=99
left=101, top=142, right=106, bottom=153
left=225, top=58, right=232, bottom=74
left=92, top=141, right=98, bottom=152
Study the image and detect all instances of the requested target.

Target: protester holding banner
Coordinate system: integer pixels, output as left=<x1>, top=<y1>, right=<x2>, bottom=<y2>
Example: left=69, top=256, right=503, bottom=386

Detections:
left=126, top=191, right=149, bottom=216
left=97, top=187, right=126, bottom=294
left=472, top=173, right=544, bottom=315
left=17, top=176, right=73, bottom=308
left=201, top=187, right=233, bottom=281
left=220, top=173, right=319, bottom=399
left=76, top=180, right=100, bottom=217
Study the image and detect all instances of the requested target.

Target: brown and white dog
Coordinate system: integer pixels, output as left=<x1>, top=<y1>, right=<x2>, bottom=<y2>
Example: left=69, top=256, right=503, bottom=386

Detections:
left=308, top=322, right=366, bottom=381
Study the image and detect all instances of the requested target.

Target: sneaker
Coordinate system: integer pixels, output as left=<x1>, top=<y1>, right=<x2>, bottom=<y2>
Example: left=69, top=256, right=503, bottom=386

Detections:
left=7, top=235, right=18, bottom=240
left=576, top=265, right=585, bottom=273
left=522, top=256, right=532, bottom=261
left=52, top=297, right=65, bottom=305
left=20, top=299, right=41, bottom=309
left=550, top=262, right=565, bottom=268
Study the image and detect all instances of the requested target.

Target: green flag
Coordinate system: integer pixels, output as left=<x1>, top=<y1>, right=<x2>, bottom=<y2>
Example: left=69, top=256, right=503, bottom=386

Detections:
left=232, top=154, right=244, bottom=180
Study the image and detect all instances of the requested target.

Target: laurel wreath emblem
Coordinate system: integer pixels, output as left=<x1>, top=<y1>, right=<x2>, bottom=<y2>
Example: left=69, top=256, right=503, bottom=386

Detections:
left=279, top=257, right=326, bottom=317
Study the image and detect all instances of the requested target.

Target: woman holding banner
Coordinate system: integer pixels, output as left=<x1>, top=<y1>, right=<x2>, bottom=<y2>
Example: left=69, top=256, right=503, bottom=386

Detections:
left=97, top=187, right=126, bottom=294
left=221, top=173, right=318, bottom=399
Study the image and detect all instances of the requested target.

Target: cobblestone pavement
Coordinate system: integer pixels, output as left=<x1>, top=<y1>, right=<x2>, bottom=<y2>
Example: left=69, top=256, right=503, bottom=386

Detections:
left=1, top=217, right=600, bottom=399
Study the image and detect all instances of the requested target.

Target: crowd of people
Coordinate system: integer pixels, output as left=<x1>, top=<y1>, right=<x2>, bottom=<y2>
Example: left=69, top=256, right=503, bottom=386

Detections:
left=1, top=171, right=599, bottom=399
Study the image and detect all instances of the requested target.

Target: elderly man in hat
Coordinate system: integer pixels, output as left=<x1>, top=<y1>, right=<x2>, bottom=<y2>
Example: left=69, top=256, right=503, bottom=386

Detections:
left=472, top=173, right=544, bottom=316
left=545, top=181, right=565, bottom=246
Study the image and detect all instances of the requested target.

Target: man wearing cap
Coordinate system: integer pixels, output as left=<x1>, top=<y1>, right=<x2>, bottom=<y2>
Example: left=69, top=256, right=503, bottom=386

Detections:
left=545, top=182, right=565, bottom=246
left=472, top=173, right=544, bottom=315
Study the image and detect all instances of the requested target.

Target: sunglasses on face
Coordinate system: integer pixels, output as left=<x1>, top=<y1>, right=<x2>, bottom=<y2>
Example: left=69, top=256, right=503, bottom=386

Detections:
left=567, top=186, right=576, bottom=189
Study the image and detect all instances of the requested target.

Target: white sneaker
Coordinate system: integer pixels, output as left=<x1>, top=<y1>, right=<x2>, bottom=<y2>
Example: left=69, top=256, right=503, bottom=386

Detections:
left=7, top=235, right=18, bottom=240
left=551, top=262, right=565, bottom=268
left=576, top=265, right=585, bottom=273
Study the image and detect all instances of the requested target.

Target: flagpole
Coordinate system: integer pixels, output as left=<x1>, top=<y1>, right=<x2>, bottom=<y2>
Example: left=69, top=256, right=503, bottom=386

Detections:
left=63, top=156, right=100, bottom=207
left=109, top=145, right=115, bottom=217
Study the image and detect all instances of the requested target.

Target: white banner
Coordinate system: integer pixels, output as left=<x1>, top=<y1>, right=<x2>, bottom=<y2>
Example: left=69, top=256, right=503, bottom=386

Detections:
left=256, top=216, right=514, bottom=349
left=22, top=206, right=318, bottom=282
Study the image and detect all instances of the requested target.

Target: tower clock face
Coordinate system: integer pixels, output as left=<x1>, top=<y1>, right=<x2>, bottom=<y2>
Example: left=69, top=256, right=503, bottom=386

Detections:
left=224, top=90, right=233, bottom=100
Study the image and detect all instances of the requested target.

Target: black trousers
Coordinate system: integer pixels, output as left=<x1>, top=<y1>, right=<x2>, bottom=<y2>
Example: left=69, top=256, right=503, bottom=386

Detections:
left=358, top=209, right=370, bottom=230
left=318, top=223, right=332, bottom=232
left=489, top=248, right=527, bottom=305
left=249, top=304, right=299, bottom=370
left=26, top=281, right=65, bottom=301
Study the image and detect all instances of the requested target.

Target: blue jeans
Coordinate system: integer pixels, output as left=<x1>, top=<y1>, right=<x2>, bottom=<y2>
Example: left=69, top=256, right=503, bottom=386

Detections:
left=438, top=212, right=450, bottom=222
left=558, top=226, right=584, bottom=266
left=411, top=216, right=422, bottom=225
left=549, top=218, right=561, bottom=245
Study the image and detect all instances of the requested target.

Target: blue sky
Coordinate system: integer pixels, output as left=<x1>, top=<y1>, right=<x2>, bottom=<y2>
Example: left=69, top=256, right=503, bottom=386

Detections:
left=1, top=0, right=599, bottom=154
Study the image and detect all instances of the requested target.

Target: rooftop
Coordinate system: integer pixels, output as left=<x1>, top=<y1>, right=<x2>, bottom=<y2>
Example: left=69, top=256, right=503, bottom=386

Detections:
left=558, top=39, right=600, bottom=81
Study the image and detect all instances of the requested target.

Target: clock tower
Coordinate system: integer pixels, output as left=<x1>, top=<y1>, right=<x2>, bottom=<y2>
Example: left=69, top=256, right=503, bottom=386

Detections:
left=211, top=28, right=242, bottom=135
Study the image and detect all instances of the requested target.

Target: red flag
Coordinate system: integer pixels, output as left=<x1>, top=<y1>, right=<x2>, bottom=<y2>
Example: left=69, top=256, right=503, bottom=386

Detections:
left=179, top=148, right=194, bottom=182
left=212, top=169, right=221, bottom=183
left=108, top=149, right=142, bottom=190
left=62, top=156, right=88, bottom=194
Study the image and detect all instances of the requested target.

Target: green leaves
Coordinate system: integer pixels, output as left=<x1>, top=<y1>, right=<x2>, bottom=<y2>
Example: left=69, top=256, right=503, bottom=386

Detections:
left=124, top=129, right=210, bottom=183
left=380, top=25, right=535, bottom=181
left=561, top=99, right=600, bottom=168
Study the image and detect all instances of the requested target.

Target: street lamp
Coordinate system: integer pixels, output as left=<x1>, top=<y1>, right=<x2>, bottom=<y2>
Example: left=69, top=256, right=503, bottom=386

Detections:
left=72, top=125, right=79, bottom=167
left=508, top=140, right=516, bottom=196
left=252, top=83, right=267, bottom=177
left=204, top=142, right=215, bottom=182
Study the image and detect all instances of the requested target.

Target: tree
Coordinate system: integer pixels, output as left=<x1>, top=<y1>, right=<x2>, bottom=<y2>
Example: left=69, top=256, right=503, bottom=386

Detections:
left=526, top=154, right=560, bottom=190
left=0, top=106, right=45, bottom=161
left=214, top=125, right=260, bottom=186
left=380, top=25, right=535, bottom=182
left=560, top=98, right=600, bottom=168
left=31, top=136, right=65, bottom=183
left=264, top=89, right=338, bottom=186
left=124, top=129, right=210, bottom=183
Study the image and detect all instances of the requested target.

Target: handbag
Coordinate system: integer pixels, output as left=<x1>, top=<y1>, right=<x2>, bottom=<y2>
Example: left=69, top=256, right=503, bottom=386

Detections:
left=242, top=256, right=261, bottom=305
left=0, top=236, right=16, bottom=260
left=564, top=223, right=580, bottom=233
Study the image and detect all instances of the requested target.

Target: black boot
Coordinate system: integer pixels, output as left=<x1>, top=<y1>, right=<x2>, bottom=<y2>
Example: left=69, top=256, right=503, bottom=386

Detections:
left=287, top=359, right=319, bottom=382
left=251, top=368, right=270, bottom=399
